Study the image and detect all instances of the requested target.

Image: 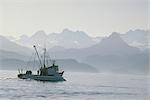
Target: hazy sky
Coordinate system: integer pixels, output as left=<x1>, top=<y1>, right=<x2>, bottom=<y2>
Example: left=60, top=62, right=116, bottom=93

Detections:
left=0, top=0, right=148, bottom=37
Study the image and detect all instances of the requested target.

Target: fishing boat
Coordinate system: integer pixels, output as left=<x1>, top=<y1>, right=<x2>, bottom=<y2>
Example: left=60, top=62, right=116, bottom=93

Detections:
left=17, top=45, right=66, bottom=82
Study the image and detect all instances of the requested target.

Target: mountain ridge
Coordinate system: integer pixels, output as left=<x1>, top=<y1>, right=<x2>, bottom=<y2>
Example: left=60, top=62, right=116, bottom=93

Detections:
left=0, top=29, right=148, bottom=74
left=6, top=28, right=149, bottom=50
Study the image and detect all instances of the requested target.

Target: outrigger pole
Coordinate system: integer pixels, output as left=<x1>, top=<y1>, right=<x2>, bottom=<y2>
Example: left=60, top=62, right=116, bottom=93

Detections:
left=33, top=45, right=43, bottom=68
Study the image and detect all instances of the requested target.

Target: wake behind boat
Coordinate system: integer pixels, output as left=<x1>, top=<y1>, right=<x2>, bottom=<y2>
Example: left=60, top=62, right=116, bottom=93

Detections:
left=17, top=45, right=66, bottom=82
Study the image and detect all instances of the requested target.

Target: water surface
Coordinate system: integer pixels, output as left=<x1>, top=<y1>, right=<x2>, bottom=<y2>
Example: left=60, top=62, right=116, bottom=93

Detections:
left=0, top=70, right=149, bottom=100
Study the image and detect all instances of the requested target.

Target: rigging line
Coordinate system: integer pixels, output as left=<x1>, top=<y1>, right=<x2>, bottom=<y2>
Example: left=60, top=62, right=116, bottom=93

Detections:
left=45, top=39, right=56, bottom=60
left=26, top=52, right=34, bottom=70
left=47, top=52, right=53, bottom=64
left=45, top=40, right=55, bottom=64
left=33, top=45, right=43, bottom=68
left=46, top=51, right=51, bottom=67
left=33, top=52, right=36, bottom=71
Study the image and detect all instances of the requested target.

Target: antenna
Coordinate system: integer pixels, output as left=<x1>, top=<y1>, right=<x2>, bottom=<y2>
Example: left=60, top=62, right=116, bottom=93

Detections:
left=33, top=45, right=43, bottom=68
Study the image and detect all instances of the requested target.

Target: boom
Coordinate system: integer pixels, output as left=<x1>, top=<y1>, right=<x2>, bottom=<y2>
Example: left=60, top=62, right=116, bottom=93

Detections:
left=33, top=45, right=43, bottom=67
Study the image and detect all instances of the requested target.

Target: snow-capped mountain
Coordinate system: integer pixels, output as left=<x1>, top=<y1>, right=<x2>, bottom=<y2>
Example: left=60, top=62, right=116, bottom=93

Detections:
left=16, top=29, right=97, bottom=49
left=120, top=29, right=150, bottom=50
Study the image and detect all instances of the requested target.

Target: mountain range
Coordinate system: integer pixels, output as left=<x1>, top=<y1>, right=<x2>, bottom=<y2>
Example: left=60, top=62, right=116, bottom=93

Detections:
left=8, top=29, right=149, bottom=50
left=0, top=29, right=149, bottom=74
left=48, top=32, right=141, bottom=60
left=120, top=29, right=149, bottom=50
left=16, top=29, right=99, bottom=49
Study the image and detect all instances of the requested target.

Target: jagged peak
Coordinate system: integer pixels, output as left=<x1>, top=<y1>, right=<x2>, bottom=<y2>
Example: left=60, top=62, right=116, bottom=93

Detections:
left=61, top=28, right=89, bottom=38
left=109, top=32, right=120, bottom=38
left=99, top=32, right=128, bottom=47
left=62, top=28, right=72, bottom=33
left=20, top=35, right=29, bottom=39
left=31, top=30, right=47, bottom=38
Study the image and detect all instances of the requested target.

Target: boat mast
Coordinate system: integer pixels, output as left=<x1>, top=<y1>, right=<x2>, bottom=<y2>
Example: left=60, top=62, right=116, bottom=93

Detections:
left=43, top=48, right=46, bottom=68
left=33, top=45, right=43, bottom=68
